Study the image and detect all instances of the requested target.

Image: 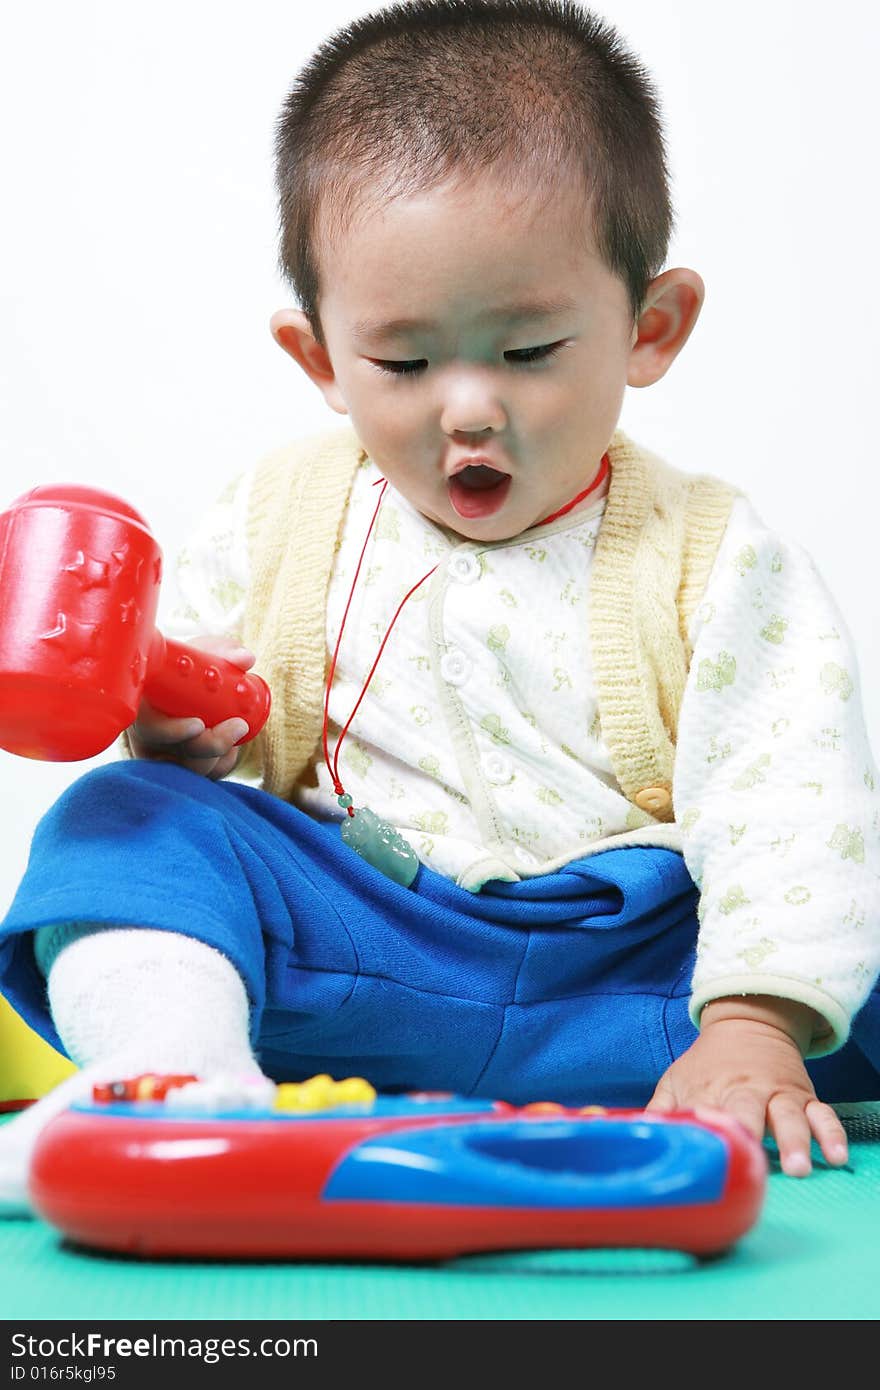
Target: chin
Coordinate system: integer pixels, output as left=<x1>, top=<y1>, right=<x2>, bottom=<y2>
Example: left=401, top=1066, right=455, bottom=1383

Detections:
left=430, top=491, right=530, bottom=542
left=455, top=518, right=523, bottom=544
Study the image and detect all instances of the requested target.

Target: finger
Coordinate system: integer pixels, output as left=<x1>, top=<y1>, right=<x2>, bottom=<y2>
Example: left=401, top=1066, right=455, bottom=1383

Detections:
left=132, top=702, right=206, bottom=747
left=644, top=1079, right=677, bottom=1113
left=187, top=635, right=256, bottom=669
left=179, top=718, right=250, bottom=760
left=766, top=1094, right=813, bottom=1176
left=205, top=746, right=241, bottom=781
left=124, top=741, right=222, bottom=779
left=805, top=1099, right=849, bottom=1167
left=692, top=1104, right=739, bottom=1129
left=719, top=1088, right=767, bottom=1147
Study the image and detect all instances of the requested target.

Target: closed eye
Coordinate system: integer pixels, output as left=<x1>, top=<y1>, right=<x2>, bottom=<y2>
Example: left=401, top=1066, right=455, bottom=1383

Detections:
left=369, top=358, right=426, bottom=377
left=369, top=341, right=569, bottom=378
left=506, top=341, right=568, bottom=365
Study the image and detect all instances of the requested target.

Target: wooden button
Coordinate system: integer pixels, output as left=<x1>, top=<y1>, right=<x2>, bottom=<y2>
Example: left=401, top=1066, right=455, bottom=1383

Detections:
left=634, top=785, right=672, bottom=814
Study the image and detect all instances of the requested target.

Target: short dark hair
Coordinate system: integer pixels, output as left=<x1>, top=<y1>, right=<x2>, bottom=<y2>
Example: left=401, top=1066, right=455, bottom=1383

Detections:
left=274, top=0, right=674, bottom=346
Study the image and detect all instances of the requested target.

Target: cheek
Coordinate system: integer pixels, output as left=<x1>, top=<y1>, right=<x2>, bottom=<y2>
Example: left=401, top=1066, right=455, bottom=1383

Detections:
left=344, top=406, right=430, bottom=491
left=369, top=416, right=423, bottom=464
left=346, top=381, right=409, bottom=448
left=566, top=344, right=628, bottom=416
left=528, top=375, right=596, bottom=434
left=370, top=398, right=432, bottom=458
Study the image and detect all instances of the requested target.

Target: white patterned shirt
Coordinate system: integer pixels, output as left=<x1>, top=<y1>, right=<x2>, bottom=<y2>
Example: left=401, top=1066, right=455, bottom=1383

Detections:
left=162, top=453, right=880, bottom=1049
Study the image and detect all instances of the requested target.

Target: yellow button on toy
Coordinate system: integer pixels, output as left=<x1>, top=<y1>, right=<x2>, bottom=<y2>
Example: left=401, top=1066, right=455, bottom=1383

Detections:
left=331, top=1077, right=377, bottom=1105
left=274, top=1074, right=376, bottom=1112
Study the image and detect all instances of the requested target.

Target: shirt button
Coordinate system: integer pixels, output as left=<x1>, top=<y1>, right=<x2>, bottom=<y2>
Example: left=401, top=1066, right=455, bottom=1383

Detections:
left=440, top=649, right=471, bottom=686
left=513, top=845, right=538, bottom=866
left=634, top=785, right=672, bottom=815
left=483, top=751, right=513, bottom=785
left=448, top=551, right=481, bottom=585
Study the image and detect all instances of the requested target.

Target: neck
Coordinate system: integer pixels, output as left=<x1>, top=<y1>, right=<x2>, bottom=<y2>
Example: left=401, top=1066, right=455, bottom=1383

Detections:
left=536, top=452, right=610, bottom=528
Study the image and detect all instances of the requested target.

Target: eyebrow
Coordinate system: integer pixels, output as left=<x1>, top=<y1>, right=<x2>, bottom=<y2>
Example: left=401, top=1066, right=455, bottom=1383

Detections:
left=351, top=297, right=578, bottom=344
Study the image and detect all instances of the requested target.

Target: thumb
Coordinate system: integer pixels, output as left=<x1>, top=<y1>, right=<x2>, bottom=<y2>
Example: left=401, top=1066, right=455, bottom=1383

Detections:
left=186, top=634, right=256, bottom=669
left=644, top=1077, right=677, bottom=1113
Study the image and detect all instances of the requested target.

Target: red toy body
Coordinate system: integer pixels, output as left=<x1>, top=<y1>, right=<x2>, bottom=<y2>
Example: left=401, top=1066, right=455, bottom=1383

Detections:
left=0, top=484, right=270, bottom=760
left=29, top=1086, right=767, bottom=1261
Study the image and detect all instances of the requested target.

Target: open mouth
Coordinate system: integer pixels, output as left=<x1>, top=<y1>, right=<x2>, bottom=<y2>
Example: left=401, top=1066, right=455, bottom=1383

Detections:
left=447, top=464, right=512, bottom=519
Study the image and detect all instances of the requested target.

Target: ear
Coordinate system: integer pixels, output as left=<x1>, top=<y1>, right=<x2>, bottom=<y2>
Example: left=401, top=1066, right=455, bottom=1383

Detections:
left=269, top=308, right=349, bottom=415
left=626, top=268, right=704, bottom=388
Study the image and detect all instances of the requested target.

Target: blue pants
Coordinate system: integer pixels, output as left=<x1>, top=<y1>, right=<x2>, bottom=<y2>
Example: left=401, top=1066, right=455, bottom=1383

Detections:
left=1, top=761, right=878, bottom=1107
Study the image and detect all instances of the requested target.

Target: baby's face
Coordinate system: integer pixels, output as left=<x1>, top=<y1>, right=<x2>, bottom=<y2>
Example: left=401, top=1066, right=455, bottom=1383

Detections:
left=303, top=175, right=638, bottom=540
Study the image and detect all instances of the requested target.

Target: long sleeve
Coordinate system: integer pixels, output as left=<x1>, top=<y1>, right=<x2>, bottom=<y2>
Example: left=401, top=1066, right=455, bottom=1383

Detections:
left=158, top=471, right=253, bottom=644
left=673, top=494, right=880, bottom=1054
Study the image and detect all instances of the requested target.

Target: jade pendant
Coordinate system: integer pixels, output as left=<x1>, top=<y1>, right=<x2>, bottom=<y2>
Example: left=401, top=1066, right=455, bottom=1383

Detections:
left=340, top=806, right=419, bottom=887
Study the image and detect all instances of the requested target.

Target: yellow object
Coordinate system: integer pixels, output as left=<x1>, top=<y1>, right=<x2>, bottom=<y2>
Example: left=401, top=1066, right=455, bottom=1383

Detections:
left=0, top=993, right=76, bottom=1103
left=240, top=423, right=739, bottom=821
left=331, top=1076, right=378, bottom=1104
left=274, top=1073, right=377, bottom=1112
left=633, top=785, right=673, bottom=815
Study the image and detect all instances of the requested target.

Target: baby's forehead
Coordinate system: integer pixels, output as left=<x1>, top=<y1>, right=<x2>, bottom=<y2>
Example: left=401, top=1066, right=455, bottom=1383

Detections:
left=319, top=160, right=594, bottom=243
left=306, top=162, right=633, bottom=341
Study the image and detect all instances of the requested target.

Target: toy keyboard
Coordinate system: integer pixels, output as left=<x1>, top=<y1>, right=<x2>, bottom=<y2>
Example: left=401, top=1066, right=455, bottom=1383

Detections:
left=28, top=1073, right=767, bottom=1260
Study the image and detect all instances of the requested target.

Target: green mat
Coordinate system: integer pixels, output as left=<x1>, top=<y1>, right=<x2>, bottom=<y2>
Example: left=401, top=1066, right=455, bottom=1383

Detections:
left=2, top=1106, right=878, bottom=1320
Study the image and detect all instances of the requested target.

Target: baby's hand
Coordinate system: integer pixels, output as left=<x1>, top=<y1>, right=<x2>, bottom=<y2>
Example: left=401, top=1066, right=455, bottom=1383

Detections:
left=645, top=996, right=849, bottom=1176
left=126, top=636, right=256, bottom=781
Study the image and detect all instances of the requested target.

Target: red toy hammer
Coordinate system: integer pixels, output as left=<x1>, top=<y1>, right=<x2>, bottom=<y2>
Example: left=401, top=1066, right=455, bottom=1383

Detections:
left=0, top=484, right=270, bottom=761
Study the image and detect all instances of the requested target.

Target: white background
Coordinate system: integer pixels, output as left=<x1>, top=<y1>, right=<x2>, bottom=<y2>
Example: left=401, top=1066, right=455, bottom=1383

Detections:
left=1, top=0, right=878, bottom=916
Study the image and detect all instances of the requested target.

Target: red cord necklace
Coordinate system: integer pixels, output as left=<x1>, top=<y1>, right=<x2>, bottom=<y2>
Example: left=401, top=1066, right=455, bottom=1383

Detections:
left=325, top=452, right=610, bottom=886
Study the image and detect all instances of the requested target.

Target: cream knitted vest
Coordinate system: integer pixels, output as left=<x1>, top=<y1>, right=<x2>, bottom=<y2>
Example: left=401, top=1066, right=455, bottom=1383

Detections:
left=240, top=423, right=739, bottom=823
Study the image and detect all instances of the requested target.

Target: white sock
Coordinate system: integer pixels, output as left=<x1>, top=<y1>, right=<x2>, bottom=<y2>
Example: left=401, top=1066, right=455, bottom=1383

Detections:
left=0, top=927, right=262, bottom=1216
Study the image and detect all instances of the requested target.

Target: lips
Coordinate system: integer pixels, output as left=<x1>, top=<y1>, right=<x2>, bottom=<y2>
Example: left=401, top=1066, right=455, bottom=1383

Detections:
left=446, top=456, right=512, bottom=519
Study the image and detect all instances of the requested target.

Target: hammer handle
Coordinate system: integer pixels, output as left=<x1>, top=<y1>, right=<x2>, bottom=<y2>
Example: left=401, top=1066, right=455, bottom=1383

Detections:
left=144, top=633, right=271, bottom=743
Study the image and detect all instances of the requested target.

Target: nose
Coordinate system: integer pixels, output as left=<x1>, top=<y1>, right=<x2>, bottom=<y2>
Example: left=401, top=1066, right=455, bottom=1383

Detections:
left=439, top=370, right=508, bottom=440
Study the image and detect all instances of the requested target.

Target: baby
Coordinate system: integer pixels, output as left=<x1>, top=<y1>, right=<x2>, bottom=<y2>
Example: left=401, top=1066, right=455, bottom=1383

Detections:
left=2, top=0, right=879, bottom=1213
